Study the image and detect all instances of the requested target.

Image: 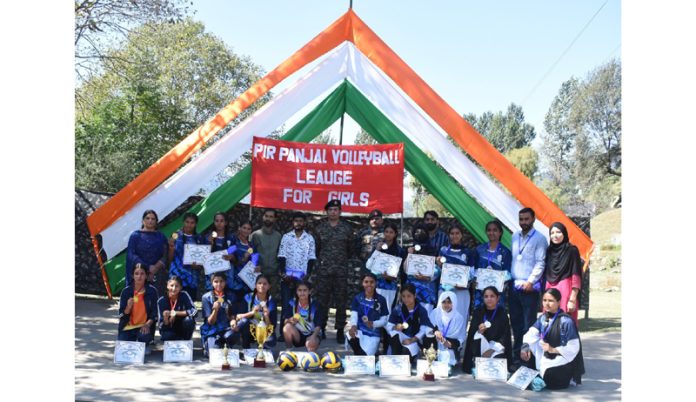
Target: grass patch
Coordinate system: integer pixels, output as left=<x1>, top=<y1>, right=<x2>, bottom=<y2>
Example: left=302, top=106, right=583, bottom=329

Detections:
left=578, top=317, right=621, bottom=333
left=590, top=208, right=621, bottom=247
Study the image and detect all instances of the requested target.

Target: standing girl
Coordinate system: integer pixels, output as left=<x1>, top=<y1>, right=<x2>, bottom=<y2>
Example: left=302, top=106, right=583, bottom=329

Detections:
left=436, top=224, right=477, bottom=324
left=168, top=212, right=204, bottom=300
left=544, top=222, right=583, bottom=324
left=473, top=220, right=513, bottom=310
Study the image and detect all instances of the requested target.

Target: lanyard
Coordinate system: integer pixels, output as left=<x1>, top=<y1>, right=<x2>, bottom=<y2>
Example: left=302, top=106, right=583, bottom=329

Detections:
left=213, top=290, right=225, bottom=303
left=363, top=296, right=375, bottom=319
left=296, top=301, right=310, bottom=318
left=541, top=310, right=560, bottom=340
left=518, top=229, right=536, bottom=255
left=484, top=305, right=499, bottom=323
left=442, top=318, right=453, bottom=338
left=401, top=306, right=416, bottom=324
left=486, top=242, right=502, bottom=268
left=169, top=297, right=178, bottom=311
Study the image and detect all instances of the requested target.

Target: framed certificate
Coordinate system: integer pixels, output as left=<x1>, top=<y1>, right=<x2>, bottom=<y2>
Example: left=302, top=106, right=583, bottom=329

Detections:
left=203, top=250, right=229, bottom=275
left=378, top=355, right=411, bottom=377
left=507, top=366, right=539, bottom=390
left=475, top=268, right=506, bottom=292
left=237, top=261, right=260, bottom=290
left=416, top=359, right=449, bottom=379
left=208, top=347, right=240, bottom=368
left=163, top=340, right=193, bottom=363
left=344, top=355, right=375, bottom=375
left=114, top=341, right=145, bottom=365
left=441, top=263, right=471, bottom=288
left=475, top=357, right=508, bottom=381
left=183, top=244, right=209, bottom=265
left=405, top=254, right=436, bottom=277
left=369, top=251, right=402, bottom=278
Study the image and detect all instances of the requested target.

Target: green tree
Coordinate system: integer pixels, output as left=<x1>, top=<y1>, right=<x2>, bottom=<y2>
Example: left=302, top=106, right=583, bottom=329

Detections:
left=75, top=19, right=268, bottom=193
left=505, top=146, right=538, bottom=180
left=311, top=129, right=336, bottom=145
left=354, top=128, right=378, bottom=145
left=464, top=103, right=536, bottom=153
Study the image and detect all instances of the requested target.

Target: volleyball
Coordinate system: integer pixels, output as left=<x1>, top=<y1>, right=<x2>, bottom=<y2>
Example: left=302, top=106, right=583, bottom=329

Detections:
left=320, top=351, right=342, bottom=371
left=300, top=352, right=321, bottom=371
left=277, top=351, right=298, bottom=371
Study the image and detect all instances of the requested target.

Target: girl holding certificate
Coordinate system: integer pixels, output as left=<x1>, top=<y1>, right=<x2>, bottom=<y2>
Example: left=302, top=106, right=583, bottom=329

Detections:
left=282, top=281, right=324, bottom=352
left=227, top=221, right=259, bottom=304
left=405, top=224, right=440, bottom=313
left=204, top=212, right=237, bottom=291
left=157, top=276, right=197, bottom=341
left=424, top=291, right=466, bottom=367
left=436, top=224, right=477, bottom=324
left=545, top=222, right=583, bottom=324
left=386, top=284, right=433, bottom=362
left=521, top=288, right=585, bottom=389
left=118, top=264, right=158, bottom=346
left=126, top=209, right=168, bottom=294
left=200, top=272, right=239, bottom=357
left=367, top=222, right=405, bottom=313
left=463, top=286, right=514, bottom=374
left=231, top=274, right=278, bottom=349
left=168, top=212, right=204, bottom=300
left=346, top=273, right=390, bottom=356
left=473, top=220, right=513, bottom=310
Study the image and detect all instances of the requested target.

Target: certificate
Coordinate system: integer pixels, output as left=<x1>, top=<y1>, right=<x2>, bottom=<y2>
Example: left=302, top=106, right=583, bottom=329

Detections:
left=475, top=357, right=508, bottom=381
left=208, top=347, right=240, bottom=368
left=405, top=254, right=436, bottom=277
left=203, top=250, right=229, bottom=275
left=344, top=355, right=375, bottom=375
left=416, top=359, right=449, bottom=379
left=507, top=366, right=539, bottom=390
left=441, top=263, right=471, bottom=288
left=379, top=355, right=411, bottom=377
left=163, top=340, right=193, bottom=363
left=369, top=251, right=402, bottom=278
left=475, top=268, right=506, bottom=292
left=183, top=244, right=209, bottom=265
left=237, top=261, right=260, bottom=290
left=114, top=341, right=145, bottom=365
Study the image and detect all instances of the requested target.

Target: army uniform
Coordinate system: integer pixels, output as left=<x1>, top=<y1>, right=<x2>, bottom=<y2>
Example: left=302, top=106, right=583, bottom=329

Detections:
left=357, top=226, right=385, bottom=264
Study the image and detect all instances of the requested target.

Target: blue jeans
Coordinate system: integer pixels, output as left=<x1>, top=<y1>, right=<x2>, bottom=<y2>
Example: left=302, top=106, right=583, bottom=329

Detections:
left=508, top=288, right=539, bottom=364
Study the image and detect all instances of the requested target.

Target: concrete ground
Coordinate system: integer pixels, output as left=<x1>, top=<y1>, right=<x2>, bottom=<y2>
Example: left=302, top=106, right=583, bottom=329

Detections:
left=75, top=297, right=621, bottom=401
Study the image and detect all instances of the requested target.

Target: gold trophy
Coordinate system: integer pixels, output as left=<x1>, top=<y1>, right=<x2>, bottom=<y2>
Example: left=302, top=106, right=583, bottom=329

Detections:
left=249, top=321, right=274, bottom=368
left=221, top=344, right=231, bottom=370
left=423, top=344, right=437, bottom=381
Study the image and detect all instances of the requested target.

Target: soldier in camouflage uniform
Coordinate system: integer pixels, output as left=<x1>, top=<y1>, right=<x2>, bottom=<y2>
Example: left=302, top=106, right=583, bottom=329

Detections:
left=356, top=209, right=385, bottom=268
left=313, top=199, right=355, bottom=344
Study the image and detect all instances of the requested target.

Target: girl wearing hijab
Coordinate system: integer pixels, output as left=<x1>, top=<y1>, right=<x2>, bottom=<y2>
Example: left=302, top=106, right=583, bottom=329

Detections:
left=386, top=284, right=433, bottom=363
left=521, top=288, right=585, bottom=389
left=545, top=222, right=583, bottom=324
left=424, top=290, right=466, bottom=367
left=462, top=286, right=514, bottom=374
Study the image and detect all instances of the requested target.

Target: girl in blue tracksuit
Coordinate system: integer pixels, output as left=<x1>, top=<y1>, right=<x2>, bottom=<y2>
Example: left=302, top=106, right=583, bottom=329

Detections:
left=231, top=274, right=278, bottom=349
left=473, top=220, right=513, bottom=310
left=204, top=211, right=238, bottom=291
left=168, top=212, right=204, bottom=300
left=281, top=281, right=325, bottom=352
left=157, top=276, right=197, bottom=341
left=437, top=224, right=477, bottom=326
left=118, top=264, right=158, bottom=345
left=200, top=271, right=239, bottom=356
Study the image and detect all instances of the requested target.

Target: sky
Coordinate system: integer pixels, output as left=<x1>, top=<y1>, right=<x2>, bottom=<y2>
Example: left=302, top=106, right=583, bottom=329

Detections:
left=191, top=0, right=621, bottom=145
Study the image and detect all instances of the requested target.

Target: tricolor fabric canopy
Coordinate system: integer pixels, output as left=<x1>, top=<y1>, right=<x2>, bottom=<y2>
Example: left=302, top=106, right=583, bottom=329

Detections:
left=88, top=10, right=593, bottom=297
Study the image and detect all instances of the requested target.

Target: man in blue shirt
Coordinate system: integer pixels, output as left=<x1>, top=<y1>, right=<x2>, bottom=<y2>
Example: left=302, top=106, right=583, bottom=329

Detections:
left=509, top=207, right=548, bottom=368
left=423, top=210, right=449, bottom=251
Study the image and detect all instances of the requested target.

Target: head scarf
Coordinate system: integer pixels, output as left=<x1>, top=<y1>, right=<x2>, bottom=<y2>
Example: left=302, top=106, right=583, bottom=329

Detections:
left=545, top=222, right=582, bottom=283
left=437, top=291, right=457, bottom=325
left=429, top=291, right=466, bottom=343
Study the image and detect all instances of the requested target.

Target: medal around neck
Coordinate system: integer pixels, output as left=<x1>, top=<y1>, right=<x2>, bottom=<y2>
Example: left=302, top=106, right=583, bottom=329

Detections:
left=212, top=231, right=218, bottom=239
left=484, top=321, right=492, bottom=329
left=362, top=316, right=369, bottom=323
left=516, top=254, right=523, bottom=261
left=414, top=245, right=422, bottom=252
left=381, top=243, right=388, bottom=250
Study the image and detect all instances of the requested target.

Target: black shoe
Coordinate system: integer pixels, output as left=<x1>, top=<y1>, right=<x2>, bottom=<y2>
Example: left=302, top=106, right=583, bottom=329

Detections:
left=336, top=331, right=345, bottom=344
left=321, top=329, right=327, bottom=340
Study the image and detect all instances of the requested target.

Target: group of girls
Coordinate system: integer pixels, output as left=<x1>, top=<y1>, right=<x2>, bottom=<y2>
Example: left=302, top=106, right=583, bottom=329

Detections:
left=119, top=208, right=585, bottom=390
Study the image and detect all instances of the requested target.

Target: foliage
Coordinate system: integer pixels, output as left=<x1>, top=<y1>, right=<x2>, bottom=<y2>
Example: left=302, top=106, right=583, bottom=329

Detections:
left=463, top=103, right=536, bottom=154
left=354, top=128, right=378, bottom=145
left=504, top=146, right=538, bottom=180
left=75, top=19, right=269, bottom=193
left=311, top=129, right=336, bottom=145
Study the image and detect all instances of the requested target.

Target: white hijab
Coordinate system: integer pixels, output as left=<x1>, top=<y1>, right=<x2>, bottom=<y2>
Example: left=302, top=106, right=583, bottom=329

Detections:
left=429, top=291, right=466, bottom=343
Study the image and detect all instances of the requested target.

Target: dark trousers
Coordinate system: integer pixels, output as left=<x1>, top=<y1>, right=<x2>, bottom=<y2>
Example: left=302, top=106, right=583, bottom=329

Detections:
left=388, top=335, right=421, bottom=361
left=183, top=286, right=198, bottom=302
left=238, top=320, right=278, bottom=349
left=159, top=316, right=196, bottom=341
left=348, top=337, right=366, bottom=356
left=544, top=363, right=575, bottom=389
left=509, top=289, right=540, bottom=363
left=314, top=267, right=348, bottom=331
left=203, top=329, right=241, bottom=353
left=280, top=279, right=297, bottom=332
left=118, top=323, right=155, bottom=344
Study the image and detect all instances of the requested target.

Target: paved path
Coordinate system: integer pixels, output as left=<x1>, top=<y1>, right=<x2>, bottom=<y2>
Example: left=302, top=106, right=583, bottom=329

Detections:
left=75, top=298, right=621, bottom=401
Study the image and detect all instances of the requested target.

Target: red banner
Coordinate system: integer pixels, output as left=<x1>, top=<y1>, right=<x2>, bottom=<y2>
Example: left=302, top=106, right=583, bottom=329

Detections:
left=251, top=137, right=404, bottom=213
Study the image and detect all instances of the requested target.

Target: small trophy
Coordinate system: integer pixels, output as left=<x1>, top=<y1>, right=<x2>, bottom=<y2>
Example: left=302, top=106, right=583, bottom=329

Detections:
left=423, top=344, right=437, bottom=381
left=221, top=344, right=231, bottom=370
left=249, top=321, right=274, bottom=368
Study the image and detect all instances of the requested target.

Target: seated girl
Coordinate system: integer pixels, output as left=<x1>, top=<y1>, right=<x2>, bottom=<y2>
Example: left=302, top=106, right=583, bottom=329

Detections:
left=118, top=263, right=158, bottom=346
left=386, top=284, right=433, bottom=363
left=346, top=272, right=390, bottom=356
left=200, top=272, right=238, bottom=356
left=157, top=275, right=197, bottom=341
left=521, top=288, right=585, bottom=389
left=282, top=281, right=324, bottom=352
left=231, top=274, right=278, bottom=349
left=424, top=291, right=466, bottom=367
left=463, top=286, right=513, bottom=374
